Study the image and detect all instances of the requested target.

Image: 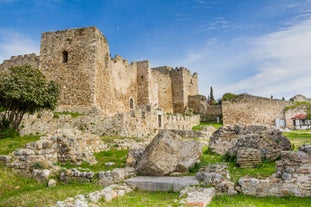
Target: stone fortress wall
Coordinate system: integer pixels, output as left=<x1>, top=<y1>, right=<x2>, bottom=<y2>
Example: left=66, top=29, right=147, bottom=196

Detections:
left=0, top=53, right=39, bottom=71
left=0, top=26, right=201, bottom=137
left=222, top=94, right=311, bottom=129
left=222, top=94, right=289, bottom=126
left=37, top=26, right=199, bottom=116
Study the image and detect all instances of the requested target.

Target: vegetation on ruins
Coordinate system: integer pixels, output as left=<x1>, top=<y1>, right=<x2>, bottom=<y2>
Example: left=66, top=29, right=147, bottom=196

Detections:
left=192, top=121, right=222, bottom=131
left=284, top=101, right=311, bottom=111
left=0, top=130, right=310, bottom=206
left=0, top=65, right=60, bottom=138
left=222, top=92, right=238, bottom=101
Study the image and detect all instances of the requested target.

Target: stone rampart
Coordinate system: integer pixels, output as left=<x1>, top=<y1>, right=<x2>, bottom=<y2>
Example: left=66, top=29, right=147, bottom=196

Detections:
left=222, top=94, right=289, bottom=126
left=0, top=53, right=39, bottom=71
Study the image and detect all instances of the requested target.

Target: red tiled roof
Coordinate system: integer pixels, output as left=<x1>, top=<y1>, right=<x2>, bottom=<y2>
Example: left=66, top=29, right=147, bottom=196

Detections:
left=291, top=114, right=307, bottom=119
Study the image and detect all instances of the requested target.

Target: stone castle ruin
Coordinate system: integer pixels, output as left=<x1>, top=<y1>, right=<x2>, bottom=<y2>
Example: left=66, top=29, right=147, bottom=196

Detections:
left=0, top=26, right=203, bottom=137
left=222, top=94, right=311, bottom=129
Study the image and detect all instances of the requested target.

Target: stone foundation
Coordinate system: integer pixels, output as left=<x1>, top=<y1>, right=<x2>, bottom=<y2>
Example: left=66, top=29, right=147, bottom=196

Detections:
left=239, top=145, right=311, bottom=197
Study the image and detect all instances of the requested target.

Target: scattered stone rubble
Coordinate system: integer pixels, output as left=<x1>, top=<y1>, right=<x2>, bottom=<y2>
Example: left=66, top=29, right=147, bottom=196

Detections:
left=0, top=128, right=106, bottom=180
left=54, top=183, right=134, bottom=207
left=135, top=130, right=202, bottom=176
left=209, top=125, right=291, bottom=162
left=179, top=186, right=216, bottom=207
left=239, top=145, right=311, bottom=197
left=196, top=163, right=237, bottom=195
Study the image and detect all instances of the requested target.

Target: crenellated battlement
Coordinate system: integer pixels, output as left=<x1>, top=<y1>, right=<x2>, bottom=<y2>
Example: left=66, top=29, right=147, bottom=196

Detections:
left=0, top=53, right=39, bottom=71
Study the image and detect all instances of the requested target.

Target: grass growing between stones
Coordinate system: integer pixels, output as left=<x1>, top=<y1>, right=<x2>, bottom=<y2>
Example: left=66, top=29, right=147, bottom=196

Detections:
left=0, top=163, right=102, bottom=207
left=192, top=121, right=222, bottom=131
left=0, top=135, right=40, bottom=155
left=209, top=194, right=311, bottom=207
left=199, top=146, right=276, bottom=183
left=59, top=148, right=128, bottom=172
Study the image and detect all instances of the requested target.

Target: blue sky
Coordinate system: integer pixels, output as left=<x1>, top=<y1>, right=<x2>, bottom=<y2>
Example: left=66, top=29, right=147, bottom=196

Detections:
left=1, top=0, right=311, bottom=99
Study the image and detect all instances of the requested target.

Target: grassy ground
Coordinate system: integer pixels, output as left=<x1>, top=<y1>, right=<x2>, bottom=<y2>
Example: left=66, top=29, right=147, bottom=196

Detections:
left=0, top=135, right=40, bottom=155
left=192, top=121, right=222, bottom=131
left=0, top=163, right=102, bottom=207
left=283, top=130, right=311, bottom=150
left=209, top=194, right=311, bottom=207
left=0, top=130, right=311, bottom=206
left=199, top=146, right=276, bottom=183
left=101, top=191, right=180, bottom=207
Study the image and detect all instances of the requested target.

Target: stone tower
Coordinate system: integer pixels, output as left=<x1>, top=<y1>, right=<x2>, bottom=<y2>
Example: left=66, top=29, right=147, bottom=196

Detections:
left=39, top=26, right=110, bottom=113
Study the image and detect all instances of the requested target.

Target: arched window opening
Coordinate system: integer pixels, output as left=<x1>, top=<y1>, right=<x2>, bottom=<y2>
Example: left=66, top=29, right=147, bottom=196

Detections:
left=62, top=51, right=68, bottom=63
left=130, top=98, right=134, bottom=109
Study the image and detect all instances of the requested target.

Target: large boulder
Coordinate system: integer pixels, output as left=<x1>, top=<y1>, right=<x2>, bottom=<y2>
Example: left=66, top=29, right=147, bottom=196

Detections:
left=209, top=125, right=291, bottom=161
left=135, top=130, right=202, bottom=176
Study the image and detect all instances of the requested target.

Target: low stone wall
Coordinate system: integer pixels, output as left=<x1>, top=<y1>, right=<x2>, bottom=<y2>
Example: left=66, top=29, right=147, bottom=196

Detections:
left=239, top=145, right=311, bottom=197
left=168, top=129, right=211, bottom=139
left=55, top=183, right=134, bottom=207
left=164, top=113, right=200, bottom=130
left=60, top=167, right=136, bottom=186
left=21, top=109, right=200, bottom=138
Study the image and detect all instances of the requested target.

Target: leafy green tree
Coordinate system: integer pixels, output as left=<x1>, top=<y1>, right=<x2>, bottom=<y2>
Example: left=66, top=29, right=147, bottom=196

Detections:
left=0, top=65, right=60, bottom=132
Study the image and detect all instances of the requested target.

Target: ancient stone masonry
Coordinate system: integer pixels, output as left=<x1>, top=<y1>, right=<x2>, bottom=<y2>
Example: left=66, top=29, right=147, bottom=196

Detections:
left=0, top=53, right=39, bottom=71
left=0, top=26, right=203, bottom=136
left=222, top=94, right=311, bottom=129
left=222, top=94, right=289, bottom=127
left=20, top=107, right=200, bottom=138
left=239, top=145, right=311, bottom=197
left=209, top=125, right=291, bottom=162
left=1, top=129, right=106, bottom=179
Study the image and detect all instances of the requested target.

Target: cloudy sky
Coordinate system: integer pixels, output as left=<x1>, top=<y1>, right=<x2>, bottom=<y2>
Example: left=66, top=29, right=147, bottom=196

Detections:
left=1, top=0, right=311, bottom=99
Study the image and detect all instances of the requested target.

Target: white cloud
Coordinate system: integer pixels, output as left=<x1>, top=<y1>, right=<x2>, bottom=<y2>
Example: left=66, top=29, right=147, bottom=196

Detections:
left=228, top=16, right=311, bottom=99
left=0, top=29, right=39, bottom=63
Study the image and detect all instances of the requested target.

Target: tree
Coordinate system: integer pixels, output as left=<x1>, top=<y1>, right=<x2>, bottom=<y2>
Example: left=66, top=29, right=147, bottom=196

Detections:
left=208, top=86, right=215, bottom=105
left=0, top=65, right=60, bottom=132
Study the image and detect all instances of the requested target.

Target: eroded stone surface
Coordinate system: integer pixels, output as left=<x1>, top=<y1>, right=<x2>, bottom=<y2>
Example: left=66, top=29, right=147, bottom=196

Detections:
left=135, top=130, right=202, bottom=176
left=209, top=125, right=291, bottom=162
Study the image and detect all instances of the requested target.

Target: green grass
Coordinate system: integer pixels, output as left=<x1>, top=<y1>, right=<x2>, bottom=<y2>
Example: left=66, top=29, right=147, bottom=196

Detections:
left=199, top=146, right=276, bottom=183
left=0, top=135, right=40, bottom=155
left=59, top=148, right=128, bottom=171
left=283, top=130, right=311, bottom=150
left=0, top=163, right=101, bottom=207
left=209, top=194, right=311, bottom=207
left=101, top=190, right=180, bottom=207
left=192, top=121, right=222, bottom=131
left=53, top=111, right=83, bottom=118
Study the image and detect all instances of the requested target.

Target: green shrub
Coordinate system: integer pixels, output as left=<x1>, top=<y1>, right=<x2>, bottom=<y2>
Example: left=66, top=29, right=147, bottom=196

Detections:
left=188, top=162, right=200, bottom=173
left=222, top=93, right=238, bottom=101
